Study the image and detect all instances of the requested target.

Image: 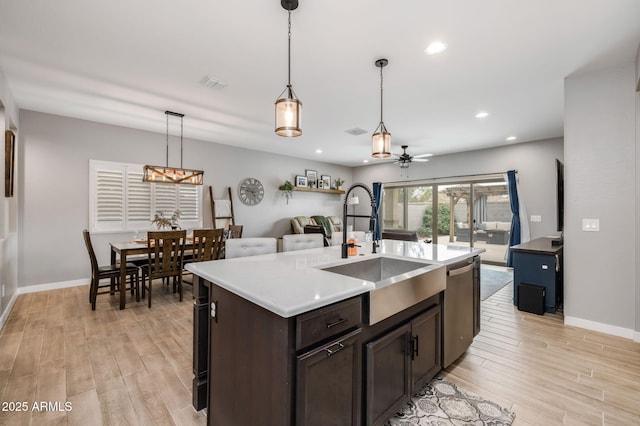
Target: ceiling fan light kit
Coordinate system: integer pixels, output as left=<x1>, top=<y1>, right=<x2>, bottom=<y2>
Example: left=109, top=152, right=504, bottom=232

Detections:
left=372, top=58, right=391, bottom=158
left=275, top=0, right=302, bottom=137
left=143, top=111, right=204, bottom=185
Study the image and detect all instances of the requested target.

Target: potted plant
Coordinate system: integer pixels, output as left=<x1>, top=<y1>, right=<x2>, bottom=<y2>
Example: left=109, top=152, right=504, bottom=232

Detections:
left=334, top=178, right=344, bottom=190
left=282, top=180, right=294, bottom=204
left=152, top=210, right=181, bottom=230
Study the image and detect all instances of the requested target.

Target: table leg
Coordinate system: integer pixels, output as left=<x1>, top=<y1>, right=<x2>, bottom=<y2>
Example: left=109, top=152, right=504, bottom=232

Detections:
left=119, top=251, right=127, bottom=310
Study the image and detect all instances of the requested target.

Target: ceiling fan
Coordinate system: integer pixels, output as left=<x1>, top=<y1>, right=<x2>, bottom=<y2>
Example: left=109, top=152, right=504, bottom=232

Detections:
left=394, top=145, right=432, bottom=168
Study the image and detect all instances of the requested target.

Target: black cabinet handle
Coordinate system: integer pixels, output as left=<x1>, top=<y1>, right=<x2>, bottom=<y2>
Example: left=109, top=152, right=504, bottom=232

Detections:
left=409, top=335, right=419, bottom=360
left=325, top=342, right=345, bottom=357
left=326, top=318, right=347, bottom=329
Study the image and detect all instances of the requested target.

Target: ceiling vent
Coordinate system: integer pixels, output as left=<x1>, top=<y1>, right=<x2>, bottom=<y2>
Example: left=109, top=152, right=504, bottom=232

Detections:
left=200, top=76, right=228, bottom=89
left=345, top=127, right=367, bottom=136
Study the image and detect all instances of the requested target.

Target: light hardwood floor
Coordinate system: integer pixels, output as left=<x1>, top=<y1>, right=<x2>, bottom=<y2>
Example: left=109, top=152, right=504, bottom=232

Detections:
left=1, top=280, right=639, bottom=425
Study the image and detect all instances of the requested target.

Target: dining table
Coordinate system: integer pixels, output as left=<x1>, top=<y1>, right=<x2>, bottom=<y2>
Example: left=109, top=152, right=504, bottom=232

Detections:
left=110, top=237, right=199, bottom=309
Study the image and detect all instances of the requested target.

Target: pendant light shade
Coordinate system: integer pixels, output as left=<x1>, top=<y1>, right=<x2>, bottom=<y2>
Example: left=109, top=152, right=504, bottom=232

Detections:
left=275, top=87, right=302, bottom=137
left=372, top=58, right=391, bottom=158
left=275, top=0, right=302, bottom=137
left=143, top=111, right=204, bottom=185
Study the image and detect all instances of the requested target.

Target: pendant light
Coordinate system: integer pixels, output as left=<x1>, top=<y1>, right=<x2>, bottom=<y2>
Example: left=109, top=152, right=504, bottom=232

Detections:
left=275, top=0, right=302, bottom=137
left=143, top=111, right=204, bottom=185
left=372, top=58, right=391, bottom=158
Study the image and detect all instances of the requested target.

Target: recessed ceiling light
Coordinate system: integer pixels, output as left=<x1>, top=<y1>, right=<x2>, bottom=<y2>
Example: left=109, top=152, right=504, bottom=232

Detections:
left=362, top=160, right=369, bottom=163
left=425, top=41, right=447, bottom=55
left=475, top=111, right=489, bottom=118
left=506, top=136, right=517, bottom=141
left=315, top=149, right=322, bottom=154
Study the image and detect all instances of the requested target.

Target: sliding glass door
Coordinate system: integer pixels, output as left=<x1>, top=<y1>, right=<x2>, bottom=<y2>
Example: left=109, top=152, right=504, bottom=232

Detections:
left=381, top=175, right=511, bottom=265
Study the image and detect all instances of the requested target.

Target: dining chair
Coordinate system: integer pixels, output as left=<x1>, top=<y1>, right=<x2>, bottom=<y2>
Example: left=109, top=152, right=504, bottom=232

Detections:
left=225, top=237, right=277, bottom=259
left=141, top=230, right=186, bottom=308
left=183, top=228, right=225, bottom=293
left=83, top=229, right=140, bottom=311
left=228, top=224, right=244, bottom=239
left=282, top=234, right=324, bottom=252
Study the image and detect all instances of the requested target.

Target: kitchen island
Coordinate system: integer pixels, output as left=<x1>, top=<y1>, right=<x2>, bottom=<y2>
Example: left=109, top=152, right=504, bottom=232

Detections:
left=186, top=240, right=483, bottom=425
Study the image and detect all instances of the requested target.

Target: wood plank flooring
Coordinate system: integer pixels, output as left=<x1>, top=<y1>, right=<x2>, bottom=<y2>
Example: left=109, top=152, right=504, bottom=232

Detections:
left=1, top=279, right=639, bottom=425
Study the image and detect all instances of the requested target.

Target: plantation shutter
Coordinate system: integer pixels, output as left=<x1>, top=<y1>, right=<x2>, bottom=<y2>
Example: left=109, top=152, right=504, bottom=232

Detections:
left=94, top=168, right=125, bottom=231
left=90, top=160, right=202, bottom=232
left=127, top=170, right=152, bottom=228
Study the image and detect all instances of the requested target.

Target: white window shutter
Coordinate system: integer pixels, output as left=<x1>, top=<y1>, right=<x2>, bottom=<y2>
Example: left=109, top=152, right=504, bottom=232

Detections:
left=127, top=170, right=152, bottom=228
left=95, top=169, right=125, bottom=231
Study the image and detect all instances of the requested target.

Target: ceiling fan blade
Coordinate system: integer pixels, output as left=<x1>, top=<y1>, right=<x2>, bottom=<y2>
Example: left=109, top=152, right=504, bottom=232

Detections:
left=413, top=158, right=429, bottom=162
left=413, top=153, right=433, bottom=158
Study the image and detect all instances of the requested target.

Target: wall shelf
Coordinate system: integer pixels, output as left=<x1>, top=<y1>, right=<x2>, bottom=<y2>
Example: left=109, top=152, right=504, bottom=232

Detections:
left=279, top=186, right=345, bottom=195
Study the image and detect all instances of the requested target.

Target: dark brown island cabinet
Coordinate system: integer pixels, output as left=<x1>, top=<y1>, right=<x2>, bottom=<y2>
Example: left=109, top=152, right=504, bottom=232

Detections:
left=192, top=279, right=443, bottom=426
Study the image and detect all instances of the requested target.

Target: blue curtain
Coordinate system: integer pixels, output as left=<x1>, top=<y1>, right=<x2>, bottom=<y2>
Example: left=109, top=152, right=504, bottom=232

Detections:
left=506, top=170, right=520, bottom=266
left=373, top=182, right=382, bottom=240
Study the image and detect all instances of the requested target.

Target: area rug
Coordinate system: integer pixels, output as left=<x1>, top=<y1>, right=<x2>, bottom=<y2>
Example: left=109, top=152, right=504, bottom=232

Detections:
left=386, top=377, right=515, bottom=425
left=480, top=267, right=513, bottom=301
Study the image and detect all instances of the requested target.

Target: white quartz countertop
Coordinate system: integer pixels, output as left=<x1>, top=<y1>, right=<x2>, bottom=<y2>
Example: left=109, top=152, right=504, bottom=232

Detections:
left=185, top=240, right=484, bottom=318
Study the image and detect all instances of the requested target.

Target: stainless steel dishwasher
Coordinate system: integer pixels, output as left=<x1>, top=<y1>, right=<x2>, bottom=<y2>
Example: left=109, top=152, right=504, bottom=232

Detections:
left=442, top=256, right=480, bottom=367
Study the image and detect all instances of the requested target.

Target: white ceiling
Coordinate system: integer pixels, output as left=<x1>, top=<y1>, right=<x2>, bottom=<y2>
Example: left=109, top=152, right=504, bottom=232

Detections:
left=1, top=0, right=639, bottom=167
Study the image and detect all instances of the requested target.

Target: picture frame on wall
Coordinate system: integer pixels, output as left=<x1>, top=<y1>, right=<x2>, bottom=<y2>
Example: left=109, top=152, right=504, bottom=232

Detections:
left=295, top=175, right=308, bottom=188
left=321, top=175, right=331, bottom=190
left=305, top=169, right=317, bottom=188
left=5, top=130, right=15, bottom=197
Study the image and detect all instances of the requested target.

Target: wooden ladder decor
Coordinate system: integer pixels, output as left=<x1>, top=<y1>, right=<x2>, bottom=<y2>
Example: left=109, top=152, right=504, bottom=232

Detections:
left=209, top=186, right=236, bottom=228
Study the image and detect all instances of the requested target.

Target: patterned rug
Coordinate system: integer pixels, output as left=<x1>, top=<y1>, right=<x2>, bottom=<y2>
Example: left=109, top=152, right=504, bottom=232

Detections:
left=386, top=377, right=515, bottom=425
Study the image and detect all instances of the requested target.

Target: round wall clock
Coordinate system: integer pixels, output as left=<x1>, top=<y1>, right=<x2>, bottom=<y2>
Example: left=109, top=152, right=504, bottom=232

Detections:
left=238, top=177, right=265, bottom=206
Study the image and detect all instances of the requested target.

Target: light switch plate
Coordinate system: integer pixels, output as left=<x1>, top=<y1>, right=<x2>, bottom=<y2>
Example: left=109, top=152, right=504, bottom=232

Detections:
left=582, top=218, right=600, bottom=232
left=531, top=215, right=542, bottom=222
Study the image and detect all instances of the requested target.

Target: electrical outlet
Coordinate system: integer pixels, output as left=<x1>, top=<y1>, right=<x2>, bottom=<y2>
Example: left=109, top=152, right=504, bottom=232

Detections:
left=1, top=283, right=5, bottom=298
left=582, top=218, right=600, bottom=232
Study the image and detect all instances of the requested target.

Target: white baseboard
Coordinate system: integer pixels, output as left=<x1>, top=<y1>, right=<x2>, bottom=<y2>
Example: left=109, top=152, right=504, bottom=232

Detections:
left=564, top=315, right=636, bottom=340
left=18, top=278, right=88, bottom=294
left=0, top=291, right=19, bottom=331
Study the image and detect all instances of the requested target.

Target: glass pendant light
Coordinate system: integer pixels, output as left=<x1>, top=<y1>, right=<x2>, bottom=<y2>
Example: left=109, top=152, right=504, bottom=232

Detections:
left=372, top=58, right=391, bottom=158
left=275, top=0, right=302, bottom=137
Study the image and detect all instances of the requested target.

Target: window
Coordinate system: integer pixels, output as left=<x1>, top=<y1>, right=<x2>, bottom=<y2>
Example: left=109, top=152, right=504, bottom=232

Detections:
left=90, top=160, right=202, bottom=232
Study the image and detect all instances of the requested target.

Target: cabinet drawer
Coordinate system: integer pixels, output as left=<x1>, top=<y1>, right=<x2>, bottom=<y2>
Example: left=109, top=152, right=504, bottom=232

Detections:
left=296, top=297, right=362, bottom=351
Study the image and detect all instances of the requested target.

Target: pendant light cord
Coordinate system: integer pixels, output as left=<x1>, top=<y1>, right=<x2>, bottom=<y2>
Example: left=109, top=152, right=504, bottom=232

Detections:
left=287, top=10, right=292, bottom=90
left=165, top=110, right=185, bottom=168
left=379, top=65, right=384, bottom=123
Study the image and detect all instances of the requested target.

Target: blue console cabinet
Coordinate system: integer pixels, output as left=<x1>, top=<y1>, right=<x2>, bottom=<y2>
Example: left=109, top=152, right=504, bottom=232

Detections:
left=511, top=237, right=563, bottom=313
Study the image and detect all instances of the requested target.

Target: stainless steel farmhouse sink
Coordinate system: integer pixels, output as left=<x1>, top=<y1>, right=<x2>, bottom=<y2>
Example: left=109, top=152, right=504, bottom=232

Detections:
left=322, top=256, right=446, bottom=324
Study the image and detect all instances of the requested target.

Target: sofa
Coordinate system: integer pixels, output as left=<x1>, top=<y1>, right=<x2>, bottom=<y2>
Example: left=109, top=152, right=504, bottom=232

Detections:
left=480, top=221, right=511, bottom=245
left=455, top=221, right=511, bottom=244
left=290, top=215, right=343, bottom=237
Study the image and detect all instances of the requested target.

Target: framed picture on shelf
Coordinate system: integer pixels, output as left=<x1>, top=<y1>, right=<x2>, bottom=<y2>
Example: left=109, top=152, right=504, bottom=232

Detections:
left=295, top=175, right=308, bottom=188
left=321, top=175, right=331, bottom=190
left=5, top=130, right=15, bottom=197
left=305, top=169, right=317, bottom=188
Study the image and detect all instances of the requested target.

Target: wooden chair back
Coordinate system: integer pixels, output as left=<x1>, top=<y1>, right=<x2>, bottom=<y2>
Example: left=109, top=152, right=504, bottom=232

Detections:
left=146, top=230, right=186, bottom=280
left=228, top=224, right=243, bottom=239
left=192, top=228, right=224, bottom=262
left=82, top=229, right=99, bottom=280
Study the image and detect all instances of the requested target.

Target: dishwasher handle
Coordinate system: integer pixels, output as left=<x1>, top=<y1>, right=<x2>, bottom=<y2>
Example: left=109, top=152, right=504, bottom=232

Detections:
left=447, top=262, right=475, bottom=277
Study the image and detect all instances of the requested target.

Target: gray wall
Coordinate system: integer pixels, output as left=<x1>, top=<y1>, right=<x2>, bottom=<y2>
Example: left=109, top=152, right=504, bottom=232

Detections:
left=353, top=138, right=564, bottom=240
left=0, top=69, right=19, bottom=325
left=565, top=61, right=637, bottom=333
left=18, top=110, right=353, bottom=288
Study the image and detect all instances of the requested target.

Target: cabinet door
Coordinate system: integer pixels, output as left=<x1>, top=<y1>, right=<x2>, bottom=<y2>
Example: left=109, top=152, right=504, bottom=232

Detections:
left=410, top=306, right=441, bottom=392
left=366, top=323, right=411, bottom=426
left=296, top=329, right=362, bottom=426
